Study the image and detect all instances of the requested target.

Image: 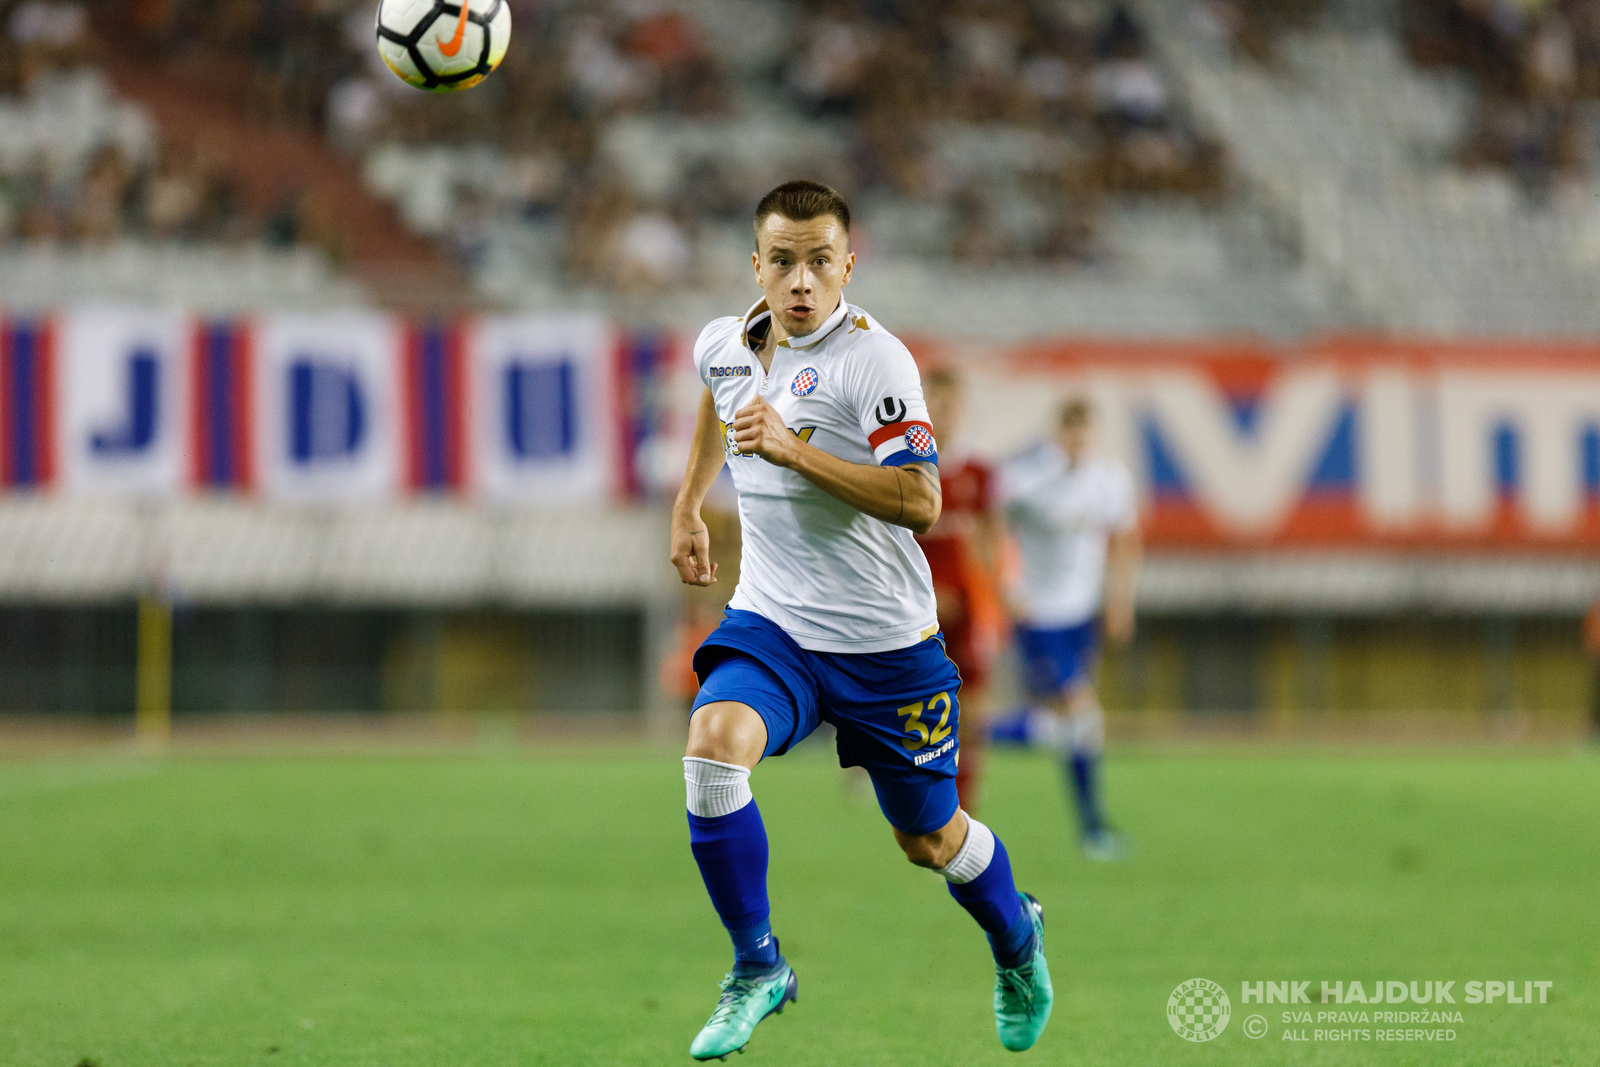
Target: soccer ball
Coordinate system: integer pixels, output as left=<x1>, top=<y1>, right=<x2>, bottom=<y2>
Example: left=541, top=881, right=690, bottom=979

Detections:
left=376, top=0, right=511, bottom=93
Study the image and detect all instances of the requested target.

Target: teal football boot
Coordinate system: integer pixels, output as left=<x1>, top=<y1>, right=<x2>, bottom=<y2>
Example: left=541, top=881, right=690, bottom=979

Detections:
left=994, top=893, right=1053, bottom=1052
left=689, top=959, right=798, bottom=1061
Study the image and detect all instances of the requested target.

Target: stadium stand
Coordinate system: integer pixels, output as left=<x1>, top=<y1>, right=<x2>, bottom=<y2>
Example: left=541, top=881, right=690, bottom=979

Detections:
left=4, top=0, right=1291, bottom=331
left=1404, top=0, right=1600, bottom=192
left=0, top=0, right=462, bottom=308
left=1147, top=0, right=1600, bottom=333
left=5, top=0, right=1599, bottom=333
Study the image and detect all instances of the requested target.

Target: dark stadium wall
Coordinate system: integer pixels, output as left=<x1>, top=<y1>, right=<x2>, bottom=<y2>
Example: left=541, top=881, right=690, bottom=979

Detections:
left=0, top=605, right=643, bottom=717
left=1096, top=613, right=1590, bottom=729
left=0, top=605, right=1586, bottom=728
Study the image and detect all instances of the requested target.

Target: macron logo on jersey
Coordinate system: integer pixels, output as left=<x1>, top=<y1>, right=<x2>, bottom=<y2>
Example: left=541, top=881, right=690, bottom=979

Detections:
left=709, top=365, right=751, bottom=378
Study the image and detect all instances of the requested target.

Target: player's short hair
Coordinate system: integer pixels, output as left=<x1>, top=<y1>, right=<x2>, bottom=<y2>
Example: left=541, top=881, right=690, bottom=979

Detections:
left=753, top=180, right=851, bottom=240
left=1059, top=396, right=1093, bottom=427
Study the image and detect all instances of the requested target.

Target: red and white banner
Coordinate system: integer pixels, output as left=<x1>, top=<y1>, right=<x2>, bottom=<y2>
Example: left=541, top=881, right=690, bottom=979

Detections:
left=917, top=336, right=1600, bottom=550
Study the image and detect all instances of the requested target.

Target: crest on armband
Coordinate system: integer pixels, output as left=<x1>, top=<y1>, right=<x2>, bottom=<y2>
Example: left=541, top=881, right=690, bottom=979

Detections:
left=905, top=425, right=936, bottom=458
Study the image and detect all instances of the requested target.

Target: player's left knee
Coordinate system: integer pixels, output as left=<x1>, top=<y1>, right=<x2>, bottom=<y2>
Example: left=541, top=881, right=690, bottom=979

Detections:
left=1065, top=685, right=1101, bottom=716
left=895, top=832, right=947, bottom=868
left=893, top=818, right=964, bottom=869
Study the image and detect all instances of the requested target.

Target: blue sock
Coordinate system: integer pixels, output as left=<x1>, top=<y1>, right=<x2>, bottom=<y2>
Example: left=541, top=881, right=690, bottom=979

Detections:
left=1068, top=750, right=1103, bottom=835
left=688, top=803, right=779, bottom=974
left=946, top=835, right=1034, bottom=968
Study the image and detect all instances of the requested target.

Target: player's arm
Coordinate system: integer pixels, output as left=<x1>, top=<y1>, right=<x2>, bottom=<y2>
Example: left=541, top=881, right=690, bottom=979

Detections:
left=1103, top=523, right=1141, bottom=645
left=669, top=387, right=727, bottom=586
left=730, top=395, right=942, bottom=534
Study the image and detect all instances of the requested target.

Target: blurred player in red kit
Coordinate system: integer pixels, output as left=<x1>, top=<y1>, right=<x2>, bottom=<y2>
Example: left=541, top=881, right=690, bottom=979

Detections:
left=917, top=368, right=1004, bottom=814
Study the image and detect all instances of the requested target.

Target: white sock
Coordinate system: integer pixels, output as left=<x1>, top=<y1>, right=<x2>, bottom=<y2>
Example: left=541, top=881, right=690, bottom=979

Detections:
left=937, top=814, right=995, bottom=884
left=683, top=757, right=754, bottom=818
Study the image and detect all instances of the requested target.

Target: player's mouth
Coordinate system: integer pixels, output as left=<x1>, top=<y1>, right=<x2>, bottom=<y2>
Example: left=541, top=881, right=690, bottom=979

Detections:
left=786, top=303, right=814, bottom=321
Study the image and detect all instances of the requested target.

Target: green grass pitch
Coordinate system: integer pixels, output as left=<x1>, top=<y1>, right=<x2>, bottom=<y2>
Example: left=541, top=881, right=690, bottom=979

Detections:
left=0, top=743, right=1595, bottom=1066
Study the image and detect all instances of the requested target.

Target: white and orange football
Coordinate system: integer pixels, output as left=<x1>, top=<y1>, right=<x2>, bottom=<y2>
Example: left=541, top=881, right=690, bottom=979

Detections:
left=376, top=0, right=511, bottom=93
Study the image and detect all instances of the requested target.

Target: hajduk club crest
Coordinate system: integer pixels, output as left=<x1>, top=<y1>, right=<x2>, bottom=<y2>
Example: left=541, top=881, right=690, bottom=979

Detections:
left=905, top=424, right=936, bottom=458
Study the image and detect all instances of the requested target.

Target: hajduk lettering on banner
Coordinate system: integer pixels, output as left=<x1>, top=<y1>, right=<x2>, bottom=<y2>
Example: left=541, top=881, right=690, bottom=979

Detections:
left=0, top=308, right=618, bottom=505
left=57, top=306, right=188, bottom=496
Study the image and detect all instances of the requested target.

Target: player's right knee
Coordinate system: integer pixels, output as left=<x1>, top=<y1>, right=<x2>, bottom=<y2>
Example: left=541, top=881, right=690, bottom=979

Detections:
left=686, top=701, right=766, bottom=768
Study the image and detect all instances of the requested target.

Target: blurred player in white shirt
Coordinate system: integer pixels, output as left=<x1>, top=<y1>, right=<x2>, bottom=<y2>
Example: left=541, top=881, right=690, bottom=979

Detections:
left=1000, top=397, right=1141, bottom=860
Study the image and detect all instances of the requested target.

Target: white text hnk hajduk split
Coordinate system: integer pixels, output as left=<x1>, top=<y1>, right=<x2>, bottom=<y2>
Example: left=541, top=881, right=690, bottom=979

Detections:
left=1240, top=980, right=1554, bottom=1005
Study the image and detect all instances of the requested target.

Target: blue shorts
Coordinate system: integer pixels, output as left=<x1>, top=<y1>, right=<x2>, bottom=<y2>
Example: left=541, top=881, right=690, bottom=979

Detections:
left=692, top=609, right=963, bottom=836
left=1017, top=619, right=1100, bottom=696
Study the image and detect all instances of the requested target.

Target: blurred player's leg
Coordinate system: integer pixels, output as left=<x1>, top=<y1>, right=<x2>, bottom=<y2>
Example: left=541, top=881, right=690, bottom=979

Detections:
left=1056, top=684, right=1121, bottom=858
left=1024, top=621, right=1123, bottom=859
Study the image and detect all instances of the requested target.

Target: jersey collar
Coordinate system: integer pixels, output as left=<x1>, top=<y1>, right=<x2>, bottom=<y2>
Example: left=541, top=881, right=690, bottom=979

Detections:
left=739, top=298, right=850, bottom=352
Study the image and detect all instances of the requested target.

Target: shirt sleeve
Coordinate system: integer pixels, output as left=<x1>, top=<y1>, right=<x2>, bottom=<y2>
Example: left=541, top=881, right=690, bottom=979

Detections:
left=1104, top=462, right=1138, bottom=532
left=846, top=334, right=938, bottom=468
left=996, top=451, right=1033, bottom=512
left=692, top=317, right=738, bottom=387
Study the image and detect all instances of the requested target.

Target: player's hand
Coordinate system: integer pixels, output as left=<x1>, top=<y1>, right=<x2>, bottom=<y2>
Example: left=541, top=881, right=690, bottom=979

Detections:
left=670, top=510, right=718, bottom=586
left=1104, top=601, right=1135, bottom=646
left=731, top=395, right=798, bottom=467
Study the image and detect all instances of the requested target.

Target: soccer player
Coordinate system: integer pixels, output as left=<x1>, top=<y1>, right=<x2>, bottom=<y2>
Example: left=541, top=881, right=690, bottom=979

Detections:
left=999, top=397, right=1141, bottom=861
left=916, top=368, right=1003, bottom=814
left=669, top=181, right=1053, bottom=1060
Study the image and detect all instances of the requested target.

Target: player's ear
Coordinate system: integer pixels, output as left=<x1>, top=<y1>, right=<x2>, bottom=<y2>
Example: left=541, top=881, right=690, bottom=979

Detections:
left=751, top=249, right=761, bottom=283
left=842, top=249, right=855, bottom=287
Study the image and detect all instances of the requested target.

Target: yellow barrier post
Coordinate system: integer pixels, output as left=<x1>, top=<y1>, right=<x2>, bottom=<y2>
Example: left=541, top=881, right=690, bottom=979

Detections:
left=136, top=596, right=172, bottom=749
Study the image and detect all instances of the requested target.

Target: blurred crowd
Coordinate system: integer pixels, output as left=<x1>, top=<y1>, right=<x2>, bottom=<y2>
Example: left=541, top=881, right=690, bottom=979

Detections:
left=0, top=0, right=323, bottom=248
left=7, top=0, right=1593, bottom=279
left=1407, top=0, right=1600, bottom=195
left=788, top=0, right=1225, bottom=266
left=0, top=139, right=263, bottom=247
left=12, top=0, right=1221, bottom=287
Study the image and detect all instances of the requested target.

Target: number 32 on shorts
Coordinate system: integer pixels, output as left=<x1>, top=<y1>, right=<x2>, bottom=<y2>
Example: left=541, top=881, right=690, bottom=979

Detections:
left=897, top=692, right=953, bottom=751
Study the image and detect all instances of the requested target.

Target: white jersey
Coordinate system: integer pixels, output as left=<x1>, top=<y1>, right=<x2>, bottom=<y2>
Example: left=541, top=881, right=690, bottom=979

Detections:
left=695, top=297, right=939, bottom=653
left=1000, top=442, right=1136, bottom=628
